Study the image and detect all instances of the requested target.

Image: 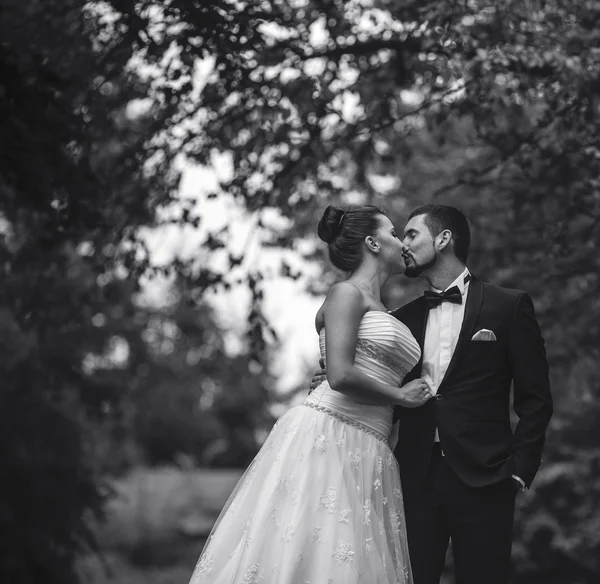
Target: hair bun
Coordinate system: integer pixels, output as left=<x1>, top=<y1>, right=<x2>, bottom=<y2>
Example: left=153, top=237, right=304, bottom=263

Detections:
left=317, top=205, right=345, bottom=244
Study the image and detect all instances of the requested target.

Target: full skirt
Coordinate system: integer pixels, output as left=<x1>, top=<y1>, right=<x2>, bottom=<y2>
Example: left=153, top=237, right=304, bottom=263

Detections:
left=188, top=402, right=412, bottom=584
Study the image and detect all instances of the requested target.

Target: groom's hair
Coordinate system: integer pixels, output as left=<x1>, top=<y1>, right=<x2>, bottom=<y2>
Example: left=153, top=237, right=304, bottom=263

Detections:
left=409, top=205, right=471, bottom=263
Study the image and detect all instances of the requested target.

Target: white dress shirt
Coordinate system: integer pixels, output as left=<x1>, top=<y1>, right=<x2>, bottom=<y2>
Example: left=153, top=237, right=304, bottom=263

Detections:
left=422, top=268, right=470, bottom=442
left=422, top=268, right=471, bottom=392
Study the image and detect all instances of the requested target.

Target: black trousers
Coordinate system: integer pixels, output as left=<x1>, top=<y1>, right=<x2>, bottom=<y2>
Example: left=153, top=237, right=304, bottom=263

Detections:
left=404, top=446, right=517, bottom=584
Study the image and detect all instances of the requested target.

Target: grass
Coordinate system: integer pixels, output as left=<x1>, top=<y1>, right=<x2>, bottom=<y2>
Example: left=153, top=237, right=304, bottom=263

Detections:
left=83, top=466, right=243, bottom=583
left=80, top=552, right=196, bottom=584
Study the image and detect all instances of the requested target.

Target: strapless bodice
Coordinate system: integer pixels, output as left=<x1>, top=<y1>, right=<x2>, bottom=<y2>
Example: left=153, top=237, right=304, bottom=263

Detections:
left=305, top=311, right=421, bottom=439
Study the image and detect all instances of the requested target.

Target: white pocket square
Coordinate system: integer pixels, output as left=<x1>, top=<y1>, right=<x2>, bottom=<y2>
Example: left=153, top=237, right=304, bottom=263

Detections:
left=471, top=329, right=497, bottom=341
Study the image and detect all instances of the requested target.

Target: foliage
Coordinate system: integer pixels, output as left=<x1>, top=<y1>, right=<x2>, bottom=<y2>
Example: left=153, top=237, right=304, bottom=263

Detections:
left=0, top=356, right=105, bottom=584
left=0, top=1, right=272, bottom=567
left=0, top=1, right=177, bottom=582
left=93, top=0, right=600, bottom=361
left=1, top=0, right=600, bottom=582
left=123, top=290, right=275, bottom=470
left=93, top=0, right=598, bottom=580
left=512, top=418, right=600, bottom=582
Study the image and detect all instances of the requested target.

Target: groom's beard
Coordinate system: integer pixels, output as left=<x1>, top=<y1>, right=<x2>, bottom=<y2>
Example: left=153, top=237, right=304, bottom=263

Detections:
left=404, top=253, right=437, bottom=278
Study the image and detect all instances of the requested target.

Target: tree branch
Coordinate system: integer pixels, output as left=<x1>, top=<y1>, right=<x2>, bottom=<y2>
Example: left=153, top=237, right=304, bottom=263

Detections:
left=274, top=36, right=422, bottom=62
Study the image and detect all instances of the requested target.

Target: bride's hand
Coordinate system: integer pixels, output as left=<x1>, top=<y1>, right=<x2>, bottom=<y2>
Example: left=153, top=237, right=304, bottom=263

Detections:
left=398, top=378, right=434, bottom=408
left=308, top=358, right=327, bottom=394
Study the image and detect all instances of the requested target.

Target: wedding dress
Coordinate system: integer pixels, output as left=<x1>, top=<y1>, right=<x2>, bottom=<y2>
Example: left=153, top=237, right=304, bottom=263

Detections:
left=189, top=311, right=421, bottom=584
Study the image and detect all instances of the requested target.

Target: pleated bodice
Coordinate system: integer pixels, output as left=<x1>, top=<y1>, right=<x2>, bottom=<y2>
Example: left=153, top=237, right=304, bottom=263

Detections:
left=306, top=311, right=421, bottom=439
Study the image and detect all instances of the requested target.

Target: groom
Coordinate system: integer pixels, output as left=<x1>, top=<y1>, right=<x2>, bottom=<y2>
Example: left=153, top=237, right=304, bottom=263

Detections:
left=311, top=205, right=553, bottom=584
left=391, top=204, right=552, bottom=584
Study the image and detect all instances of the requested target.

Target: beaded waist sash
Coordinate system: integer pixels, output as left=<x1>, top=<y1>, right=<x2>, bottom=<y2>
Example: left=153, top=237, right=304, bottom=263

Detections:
left=300, top=401, right=390, bottom=445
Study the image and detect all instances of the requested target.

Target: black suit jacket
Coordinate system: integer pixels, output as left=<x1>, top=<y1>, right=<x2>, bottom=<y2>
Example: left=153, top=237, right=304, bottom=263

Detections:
left=391, top=275, right=553, bottom=496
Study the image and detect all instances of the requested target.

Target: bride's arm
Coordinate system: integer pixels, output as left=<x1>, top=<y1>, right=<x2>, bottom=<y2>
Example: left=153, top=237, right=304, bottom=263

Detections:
left=323, top=283, right=428, bottom=407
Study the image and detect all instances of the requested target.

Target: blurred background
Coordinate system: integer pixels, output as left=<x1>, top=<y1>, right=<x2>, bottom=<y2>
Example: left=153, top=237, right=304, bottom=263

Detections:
left=1, top=1, right=599, bottom=583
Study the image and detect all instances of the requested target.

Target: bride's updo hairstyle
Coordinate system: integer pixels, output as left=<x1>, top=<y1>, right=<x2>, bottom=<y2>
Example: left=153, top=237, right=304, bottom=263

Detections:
left=317, top=205, right=385, bottom=273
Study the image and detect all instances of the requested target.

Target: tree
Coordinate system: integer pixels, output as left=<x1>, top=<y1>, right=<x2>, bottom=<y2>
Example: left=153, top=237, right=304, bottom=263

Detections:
left=93, top=0, right=599, bottom=334
left=0, top=1, right=179, bottom=582
left=93, top=1, right=599, bottom=580
left=2, top=0, right=599, bottom=581
left=126, top=284, right=276, bottom=469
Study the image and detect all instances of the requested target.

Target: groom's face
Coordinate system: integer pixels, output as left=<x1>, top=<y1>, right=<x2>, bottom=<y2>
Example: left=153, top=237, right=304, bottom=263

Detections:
left=402, top=214, right=437, bottom=278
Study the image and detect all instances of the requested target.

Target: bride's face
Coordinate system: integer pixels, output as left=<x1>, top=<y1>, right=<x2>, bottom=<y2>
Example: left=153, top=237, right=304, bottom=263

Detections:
left=374, top=215, right=406, bottom=274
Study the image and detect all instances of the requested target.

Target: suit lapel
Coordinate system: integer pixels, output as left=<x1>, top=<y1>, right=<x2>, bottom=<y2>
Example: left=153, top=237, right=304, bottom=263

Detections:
left=398, top=297, right=428, bottom=378
left=439, top=276, right=484, bottom=389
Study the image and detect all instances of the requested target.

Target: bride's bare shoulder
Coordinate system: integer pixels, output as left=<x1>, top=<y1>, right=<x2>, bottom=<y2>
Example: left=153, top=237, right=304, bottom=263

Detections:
left=314, top=282, right=364, bottom=333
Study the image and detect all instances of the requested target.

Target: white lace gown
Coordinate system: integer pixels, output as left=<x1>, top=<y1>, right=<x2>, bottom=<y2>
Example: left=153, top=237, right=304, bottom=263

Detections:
left=189, top=311, right=421, bottom=584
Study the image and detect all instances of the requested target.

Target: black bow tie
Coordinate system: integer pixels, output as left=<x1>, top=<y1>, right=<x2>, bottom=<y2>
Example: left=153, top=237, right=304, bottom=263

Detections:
left=423, top=286, right=463, bottom=308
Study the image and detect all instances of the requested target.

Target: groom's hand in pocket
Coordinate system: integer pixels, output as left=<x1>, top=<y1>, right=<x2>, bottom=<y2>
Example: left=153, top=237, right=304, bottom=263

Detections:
left=309, top=358, right=327, bottom=394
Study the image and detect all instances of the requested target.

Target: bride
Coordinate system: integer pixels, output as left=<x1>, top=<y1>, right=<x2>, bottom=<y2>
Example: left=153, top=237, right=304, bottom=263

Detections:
left=188, top=205, right=433, bottom=584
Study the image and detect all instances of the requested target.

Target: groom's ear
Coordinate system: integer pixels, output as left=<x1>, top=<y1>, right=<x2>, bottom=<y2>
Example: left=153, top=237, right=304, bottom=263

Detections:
left=436, top=229, right=453, bottom=252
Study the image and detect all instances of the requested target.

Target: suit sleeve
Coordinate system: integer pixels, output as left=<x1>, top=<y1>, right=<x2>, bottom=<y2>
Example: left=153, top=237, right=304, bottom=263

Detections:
left=508, top=293, right=553, bottom=487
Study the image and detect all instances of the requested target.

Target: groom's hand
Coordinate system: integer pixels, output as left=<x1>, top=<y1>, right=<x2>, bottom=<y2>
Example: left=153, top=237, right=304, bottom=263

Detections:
left=309, top=358, right=326, bottom=394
